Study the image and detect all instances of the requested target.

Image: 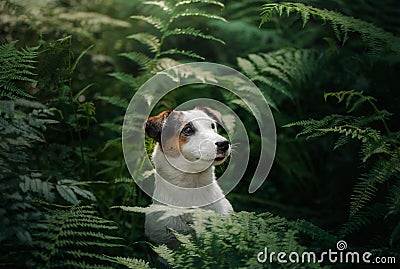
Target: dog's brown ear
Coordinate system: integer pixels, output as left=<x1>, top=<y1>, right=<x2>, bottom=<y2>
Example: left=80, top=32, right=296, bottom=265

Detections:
left=145, top=110, right=172, bottom=143
left=195, top=106, right=223, bottom=124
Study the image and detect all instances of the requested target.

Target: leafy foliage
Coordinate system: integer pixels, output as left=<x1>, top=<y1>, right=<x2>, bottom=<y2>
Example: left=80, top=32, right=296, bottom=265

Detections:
left=0, top=98, right=104, bottom=265
left=1, top=0, right=400, bottom=268
left=31, top=205, right=123, bottom=268
left=238, top=48, right=319, bottom=109
left=285, top=90, right=400, bottom=247
left=124, top=206, right=334, bottom=268
left=119, top=0, right=225, bottom=77
left=0, top=41, right=38, bottom=99
left=260, top=2, right=400, bottom=54
left=0, top=0, right=130, bottom=41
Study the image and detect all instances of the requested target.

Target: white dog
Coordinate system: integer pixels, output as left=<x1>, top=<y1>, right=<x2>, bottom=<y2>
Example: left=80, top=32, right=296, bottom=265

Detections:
left=144, top=106, right=233, bottom=247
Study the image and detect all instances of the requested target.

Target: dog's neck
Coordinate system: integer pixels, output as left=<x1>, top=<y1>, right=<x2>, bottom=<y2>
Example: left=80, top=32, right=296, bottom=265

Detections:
left=152, top=144, right=215, bottom=188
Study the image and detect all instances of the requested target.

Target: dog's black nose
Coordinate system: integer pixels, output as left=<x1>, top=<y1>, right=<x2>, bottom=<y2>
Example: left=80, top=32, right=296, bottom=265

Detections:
left=215, top=140, right=229, bottom=152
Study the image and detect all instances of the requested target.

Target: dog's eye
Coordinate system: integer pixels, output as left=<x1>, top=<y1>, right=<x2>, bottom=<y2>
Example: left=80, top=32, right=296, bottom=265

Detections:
left=211, top=123, right=215, bottom=129
left=182, top=125, right=194, bottom=136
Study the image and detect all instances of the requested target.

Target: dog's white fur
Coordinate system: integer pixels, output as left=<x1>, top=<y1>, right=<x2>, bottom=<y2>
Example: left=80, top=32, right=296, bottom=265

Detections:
left=145, top=109, right=233, bottom=247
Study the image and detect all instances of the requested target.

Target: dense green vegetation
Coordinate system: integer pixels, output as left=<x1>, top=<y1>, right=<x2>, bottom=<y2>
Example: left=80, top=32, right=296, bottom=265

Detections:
left=1, top=0, right=399, bottom=268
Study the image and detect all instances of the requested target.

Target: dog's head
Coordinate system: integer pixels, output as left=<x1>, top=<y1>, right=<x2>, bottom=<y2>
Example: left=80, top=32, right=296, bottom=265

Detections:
left=145, top=107, right=230, bottom=168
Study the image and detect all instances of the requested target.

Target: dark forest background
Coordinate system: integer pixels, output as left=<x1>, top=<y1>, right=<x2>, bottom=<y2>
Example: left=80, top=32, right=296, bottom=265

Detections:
left=1, top=0, right=399, bottom=268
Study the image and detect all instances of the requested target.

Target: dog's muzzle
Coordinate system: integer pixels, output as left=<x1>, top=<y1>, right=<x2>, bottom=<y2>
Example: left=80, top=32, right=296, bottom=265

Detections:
left=215, top=140, right=230, bottom=161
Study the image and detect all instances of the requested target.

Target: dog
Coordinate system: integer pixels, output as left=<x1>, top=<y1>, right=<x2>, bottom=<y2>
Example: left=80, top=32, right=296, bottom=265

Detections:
left=144, top=106, right=233, bottom=247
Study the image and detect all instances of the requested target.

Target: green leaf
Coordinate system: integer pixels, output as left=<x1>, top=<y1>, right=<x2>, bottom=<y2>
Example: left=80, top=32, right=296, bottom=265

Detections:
left=175, top=0, right=224, bottom=9
left=103, top=256, right=153, bottom=269
left=130, top=15, right=165, bottom=30
left=127, top=33, right=160, bottom=53
left=165, top=27, right=225, bottom=44
left=159, top=49, right=205, bottom=60
left=237, top=57, right=257, bottom=77
left=70, top=186, right=96, bottom=201
left=260, top=2, right=400, bottom=54
left=171, top=10, right=226, bottom=23
left=119, top=52, right=152, bottom=68
left=109, top=72, right=141, bottom=87
left=96, top=96, right=128, bottom=109
left=143, top=1, right=172, bottom=13
left=56, top=184, right=79, bottom=205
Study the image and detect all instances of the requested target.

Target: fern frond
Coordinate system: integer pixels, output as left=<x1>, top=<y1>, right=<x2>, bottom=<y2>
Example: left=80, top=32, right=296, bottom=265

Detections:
left=324, top=90, right=377, bottom=113
left=19, top=175, right=55, bottom=202
left=171, top=9, right=226, bottom=23
left=152, top=245, right=176, bottom=265
left=108, top=72, right=142, bottom=88
left=0, top=41, right=38, bottom=99
left=175, top=0, right=224, bottom=9
left=360, top=139, right=391, bottom=162
left=252, top=75, right=293, bottom=100
left=104, top=256, right=153, bottom=269
left=130, top=15, right=165, bottom=30
left=148, top=210, right=328, bottom=268
left=237, top=48, right=319, bottom=108
left=317, top=125, right=380, bottom=143
left=143, top=1, right=173, bottom=13
left=292, top=220, right=336, bottom=247
left=159, top=48, right=205, bottom=60
left=96, top=96, right=129, bottom=109
left=119, top=52, right=152, bottom=69
left=260, top=2, right=400, bottom=54
left=387, top=184, right=400, bottom=217
left=339, top=203, right=387, bottom=237
left=55, top=184, right=79, bottom=205
left=350, top=153, right=400, bottom=216
left=114, top=0, right=225, bottom=88
left=127, top=33, right=160, bottom=53
left=164, top=27, right=225, bottom=44
left=284, top=115, right=343, bottom=139
left=151, top=57, right=180, bottom=72
left=237, top=57, right=257, bottom=77
left=33, top=205, right=125, bottom=268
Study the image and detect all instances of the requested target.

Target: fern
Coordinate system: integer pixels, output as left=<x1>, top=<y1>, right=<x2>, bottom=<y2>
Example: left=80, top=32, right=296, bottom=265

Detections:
left=237, top=48, right=319, bottom=110
left=388, top=184, right=400, bottom=246
left=108, top=72, right=144, bottom=89
left=122, top=207, right=331, bottom=267
left=339, top=203, right=387, bottom=237
left=126, top=207, right=331, bottom=268
left=0, top=41, right=38, bottom=99
left=223, top=0, right=267, bottom=23
left=0, top=100, right=99, bottom=257
left=260, top=2, right=400, bottom=54
left=286, top=90, right=400, bottom=241
left=104, top=256, right=153, bottom=269
left=285, top=91, right=391, bottom=147
left=0, top=0, right=130, bottom=41
left=121, top=0, right=225, bottom=77
left=96, top=96, right=129, bottom=110
left=350, top=152, right=400, bottom=216
left=31, top=205, right=127, bottom=268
